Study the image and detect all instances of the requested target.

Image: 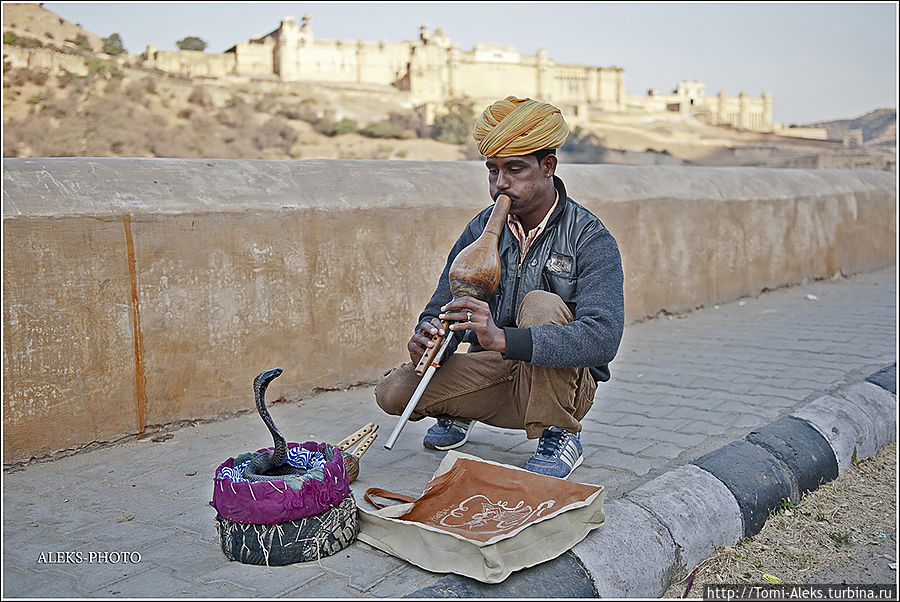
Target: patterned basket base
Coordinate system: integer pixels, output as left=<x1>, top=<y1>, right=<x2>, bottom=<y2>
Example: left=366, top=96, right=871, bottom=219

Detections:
left=215, top=492, right=358, bottom=566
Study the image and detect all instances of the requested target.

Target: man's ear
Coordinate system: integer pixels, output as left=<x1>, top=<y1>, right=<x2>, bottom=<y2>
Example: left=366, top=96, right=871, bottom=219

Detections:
left=541, top=153, right=558, bottom=177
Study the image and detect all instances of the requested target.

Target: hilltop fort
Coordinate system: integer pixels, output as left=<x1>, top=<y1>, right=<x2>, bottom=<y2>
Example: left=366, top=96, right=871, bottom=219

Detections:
left=142, top=14, right=773, bottom=131
left=3, top=3, right=893, bottom=169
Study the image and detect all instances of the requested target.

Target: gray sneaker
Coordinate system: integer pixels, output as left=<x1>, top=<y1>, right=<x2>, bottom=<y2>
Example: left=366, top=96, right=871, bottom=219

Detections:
left=521, top=426, right=583, bottom=479
left=423, top=418, right=475, bottom=450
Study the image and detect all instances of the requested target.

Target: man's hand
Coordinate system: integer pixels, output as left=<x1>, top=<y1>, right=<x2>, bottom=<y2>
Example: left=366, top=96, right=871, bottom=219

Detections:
left=408, top=317, right=446, bottom=364
left=440, top=296, right=507, bottom=354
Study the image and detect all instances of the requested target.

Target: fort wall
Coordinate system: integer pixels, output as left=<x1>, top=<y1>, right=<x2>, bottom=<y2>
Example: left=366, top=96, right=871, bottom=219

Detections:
left=2, top=44, right=91, bottom=75
left=133, top=14, right=772, bottom=131
left=3, top=158, right=895, bottom=462
left=143, top=46, right=236, bottom=78
left=628, top=83, right=771, bottom=130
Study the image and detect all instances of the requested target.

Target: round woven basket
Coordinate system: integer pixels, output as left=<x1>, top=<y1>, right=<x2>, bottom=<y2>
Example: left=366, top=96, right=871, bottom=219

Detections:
left=215, top=492, right=358, bottom=566
left=211, top=441, right=350, bottom=525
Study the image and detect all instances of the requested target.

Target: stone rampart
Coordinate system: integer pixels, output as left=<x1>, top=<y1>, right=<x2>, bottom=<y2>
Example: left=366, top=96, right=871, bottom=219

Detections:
left=2, top=159, right=895, bottom=463
left=2, top=45, right=91, bottom=76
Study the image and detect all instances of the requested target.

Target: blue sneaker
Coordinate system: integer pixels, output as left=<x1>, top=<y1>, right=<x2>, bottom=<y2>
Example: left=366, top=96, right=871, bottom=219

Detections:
left=423, top=418, right=475, bottom=450
left=522, top=427, right=583, bottom=479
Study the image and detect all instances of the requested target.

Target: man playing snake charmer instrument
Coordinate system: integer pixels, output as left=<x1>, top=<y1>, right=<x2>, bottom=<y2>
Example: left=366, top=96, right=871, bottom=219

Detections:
left=376, top=96, right=625, bottom=479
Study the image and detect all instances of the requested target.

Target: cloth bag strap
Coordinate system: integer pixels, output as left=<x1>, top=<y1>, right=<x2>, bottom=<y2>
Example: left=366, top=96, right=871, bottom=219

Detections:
left=364, top=487, right=418, bottom=509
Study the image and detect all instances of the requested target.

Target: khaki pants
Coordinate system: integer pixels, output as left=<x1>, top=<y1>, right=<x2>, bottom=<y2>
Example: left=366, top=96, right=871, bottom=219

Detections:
left=375, top=290, right=597, bottom=439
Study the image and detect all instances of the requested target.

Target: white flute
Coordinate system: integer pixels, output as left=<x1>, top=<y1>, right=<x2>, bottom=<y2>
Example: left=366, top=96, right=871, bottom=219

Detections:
left=383, top=332, right=455, bottom=450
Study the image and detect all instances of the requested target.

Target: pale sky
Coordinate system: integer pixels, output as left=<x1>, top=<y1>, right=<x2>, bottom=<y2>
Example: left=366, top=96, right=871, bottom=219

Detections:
left=39, top=1, right=898, bottom=125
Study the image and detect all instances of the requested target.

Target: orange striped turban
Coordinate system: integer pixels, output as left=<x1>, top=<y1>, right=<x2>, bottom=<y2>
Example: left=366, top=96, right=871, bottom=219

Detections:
left=473, top=96, right=569, bottom=158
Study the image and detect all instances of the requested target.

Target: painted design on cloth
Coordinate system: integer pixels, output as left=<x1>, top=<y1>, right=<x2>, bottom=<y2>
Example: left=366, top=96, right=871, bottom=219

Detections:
left=433, top=495, right=556, bottom=534
left=396, top=456, right=602, bottom=543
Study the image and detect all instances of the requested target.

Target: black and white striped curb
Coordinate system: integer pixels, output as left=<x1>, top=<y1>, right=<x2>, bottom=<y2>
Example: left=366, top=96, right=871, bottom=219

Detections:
left=408, top=363, right=896, bottom=598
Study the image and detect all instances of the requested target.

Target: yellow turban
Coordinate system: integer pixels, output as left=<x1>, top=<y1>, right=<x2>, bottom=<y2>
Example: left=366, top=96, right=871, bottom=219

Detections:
left=473, top=96, right=569, bottom=158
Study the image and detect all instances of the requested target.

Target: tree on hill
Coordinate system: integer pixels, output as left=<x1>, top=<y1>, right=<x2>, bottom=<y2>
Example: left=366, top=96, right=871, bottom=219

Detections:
left=102, top=32, right=126, bottom=55
left=176, top=36, right=208, bottom=51
left=432, top=98, right=476, bottom=145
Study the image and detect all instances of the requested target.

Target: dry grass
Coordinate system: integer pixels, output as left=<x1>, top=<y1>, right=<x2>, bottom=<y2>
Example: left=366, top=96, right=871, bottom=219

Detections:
left=1, top=63, right=479, bottom=161
left=663, top=442, right=897, bottom=597
left=3, top=60, right=869, bottom=165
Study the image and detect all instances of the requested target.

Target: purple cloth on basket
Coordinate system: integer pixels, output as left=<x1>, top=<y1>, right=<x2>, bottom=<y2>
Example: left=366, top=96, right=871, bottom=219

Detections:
left=210, top=441, right=351, bottom=525
left=218, top=446, right=327, bottom=483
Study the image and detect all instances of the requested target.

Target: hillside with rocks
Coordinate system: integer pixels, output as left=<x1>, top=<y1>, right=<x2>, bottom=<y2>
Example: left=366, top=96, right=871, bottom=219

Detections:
left=2, top=58, right=478, bottom=161
left=2, top=3, right=894, bottom=171
left=1, top=3, right=479, bottom=161
left=2, top=2, right=103, bottom=52
left=800, top=108, right=896, bottom=148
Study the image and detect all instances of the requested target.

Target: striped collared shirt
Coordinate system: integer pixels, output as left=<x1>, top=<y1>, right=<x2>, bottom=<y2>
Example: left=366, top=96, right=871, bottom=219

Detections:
left=506, top=189, right=559, bottom=260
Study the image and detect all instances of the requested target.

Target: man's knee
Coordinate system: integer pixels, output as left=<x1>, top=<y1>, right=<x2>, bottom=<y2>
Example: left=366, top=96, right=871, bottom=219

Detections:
left=516, top=290, right=573, bottom=328
left=374, top=364, right=415, bottom=416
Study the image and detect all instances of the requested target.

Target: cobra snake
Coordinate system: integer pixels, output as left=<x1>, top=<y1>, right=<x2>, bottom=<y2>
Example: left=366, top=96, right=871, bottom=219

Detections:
left=241, top=367, right=309, bottom=482
left=240, top=367, right=374, bottom=483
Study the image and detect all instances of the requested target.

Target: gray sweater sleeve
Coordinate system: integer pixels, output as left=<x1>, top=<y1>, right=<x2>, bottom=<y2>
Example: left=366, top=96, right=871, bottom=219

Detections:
left=505, top=225, right=624, bottom=371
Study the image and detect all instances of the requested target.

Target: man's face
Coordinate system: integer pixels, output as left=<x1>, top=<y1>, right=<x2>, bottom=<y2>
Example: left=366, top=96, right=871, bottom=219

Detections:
left=485, top=155, right=553, bottom=216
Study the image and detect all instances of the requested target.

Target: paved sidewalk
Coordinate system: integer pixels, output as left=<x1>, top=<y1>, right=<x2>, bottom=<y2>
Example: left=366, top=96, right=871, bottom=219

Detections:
left=2, top=267, right=896, bottom=597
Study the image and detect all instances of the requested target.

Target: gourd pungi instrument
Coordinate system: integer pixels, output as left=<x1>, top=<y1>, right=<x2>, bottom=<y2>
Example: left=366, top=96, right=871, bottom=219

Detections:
left=384, top=194, right=512, bottom=449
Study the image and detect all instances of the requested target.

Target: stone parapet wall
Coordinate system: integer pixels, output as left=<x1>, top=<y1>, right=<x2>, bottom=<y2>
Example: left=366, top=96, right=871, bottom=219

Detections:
left=2, top=45, right=92, bottom=76
left=2, top=159, right=895, bottom=463
left=146, top=48, right=237, bottom=79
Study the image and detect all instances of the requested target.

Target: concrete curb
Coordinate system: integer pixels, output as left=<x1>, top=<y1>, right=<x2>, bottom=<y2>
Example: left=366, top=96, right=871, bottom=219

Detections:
left=406, top=363, right=897, bottom=598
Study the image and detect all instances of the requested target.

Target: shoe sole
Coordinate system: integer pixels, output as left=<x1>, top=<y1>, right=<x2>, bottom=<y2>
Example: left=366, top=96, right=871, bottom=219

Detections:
left=424, top=438, right=467, bottom=451
left=562, top=454, right=584, bottom=480
left=424, top=431, right=471, bottom=451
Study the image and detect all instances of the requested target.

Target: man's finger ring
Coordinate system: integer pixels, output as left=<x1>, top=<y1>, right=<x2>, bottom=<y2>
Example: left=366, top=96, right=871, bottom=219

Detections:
left=466, top=311, right=472, bottom=321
